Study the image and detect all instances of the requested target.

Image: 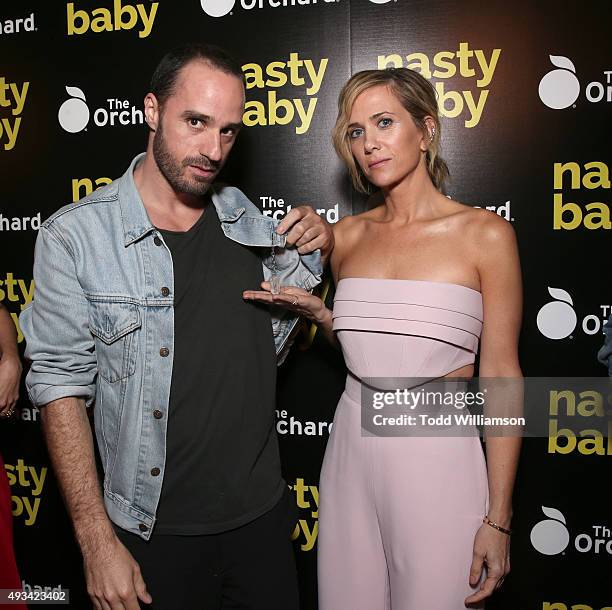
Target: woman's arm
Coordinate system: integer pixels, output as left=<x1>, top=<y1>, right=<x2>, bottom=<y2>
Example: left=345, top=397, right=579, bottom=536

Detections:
left=465, top=212, right=523, bottom=605
left=0, top=303, right=22, bottom=416
left=476, top=214, right=523, bottom=525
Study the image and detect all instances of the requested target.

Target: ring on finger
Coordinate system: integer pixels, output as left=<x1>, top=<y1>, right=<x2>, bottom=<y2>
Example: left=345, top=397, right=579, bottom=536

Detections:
left=291, top=296, right=299, bottom=306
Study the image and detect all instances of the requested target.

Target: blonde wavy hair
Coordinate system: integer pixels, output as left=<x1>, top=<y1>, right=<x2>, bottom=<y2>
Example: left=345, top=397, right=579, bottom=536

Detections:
left=332, top=68, right=449, bottom=194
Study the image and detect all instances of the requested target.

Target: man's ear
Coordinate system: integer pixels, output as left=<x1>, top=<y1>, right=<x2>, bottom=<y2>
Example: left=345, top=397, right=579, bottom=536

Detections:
left=144, top=93, right=159, bottom=132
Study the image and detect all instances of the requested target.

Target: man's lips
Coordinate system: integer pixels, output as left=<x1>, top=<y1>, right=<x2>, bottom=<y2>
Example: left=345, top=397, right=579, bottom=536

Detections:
left=189, top=164, right=216, bottom=176
left=368, top=158, right=390, bottom=169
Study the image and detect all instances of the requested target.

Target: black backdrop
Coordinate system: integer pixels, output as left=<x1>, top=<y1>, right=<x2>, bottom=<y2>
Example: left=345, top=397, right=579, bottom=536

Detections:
left=1, top=1, right=611, bottom=608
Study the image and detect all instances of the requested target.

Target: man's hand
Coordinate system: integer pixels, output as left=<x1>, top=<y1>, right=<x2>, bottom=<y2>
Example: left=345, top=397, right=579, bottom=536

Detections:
left=276, top=205, right=334, bottom=264
left=84, top=533, right=152, bottom=610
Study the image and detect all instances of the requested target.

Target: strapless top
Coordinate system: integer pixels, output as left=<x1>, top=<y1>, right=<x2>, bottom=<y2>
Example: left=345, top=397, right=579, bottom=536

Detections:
left=332, top=278, right=483, bottom=379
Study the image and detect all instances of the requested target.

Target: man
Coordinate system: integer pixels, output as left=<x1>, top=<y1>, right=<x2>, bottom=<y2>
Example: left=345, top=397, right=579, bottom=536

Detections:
left=21, top=44, right=333, bottom=610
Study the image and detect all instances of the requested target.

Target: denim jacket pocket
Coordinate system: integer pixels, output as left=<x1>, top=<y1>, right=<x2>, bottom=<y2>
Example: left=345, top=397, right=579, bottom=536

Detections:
left=88, top=300, right=141, bottom=383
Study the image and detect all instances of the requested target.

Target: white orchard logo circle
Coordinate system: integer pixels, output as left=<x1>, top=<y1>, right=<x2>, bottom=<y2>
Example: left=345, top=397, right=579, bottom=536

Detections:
left=530, top=506, right=570, bottom=556
left=58, top=86, right=90, bottom=133
left=200, top=0, right=235, bottom=17
left=537, top=287, right=577, bottom=340
left=368, top=0, right=393, bottom=3
left=539, top=55, right=580, bottom=109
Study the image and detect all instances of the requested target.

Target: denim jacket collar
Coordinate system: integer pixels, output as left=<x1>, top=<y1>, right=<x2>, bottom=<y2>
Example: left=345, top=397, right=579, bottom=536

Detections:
left=118, top=153, right=155, bottom=247
left=118, top=153, right=284, bottom=247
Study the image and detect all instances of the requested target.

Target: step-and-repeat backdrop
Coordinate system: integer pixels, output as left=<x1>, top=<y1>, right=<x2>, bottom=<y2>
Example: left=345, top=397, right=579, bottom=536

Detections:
left=1, top=1, right=611, bottom=608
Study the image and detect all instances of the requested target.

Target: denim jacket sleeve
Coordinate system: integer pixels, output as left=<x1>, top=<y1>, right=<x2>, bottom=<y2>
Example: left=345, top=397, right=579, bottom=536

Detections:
left=262, top=245, right=322, bottom=365
left=20, top=224, right=98, bottom=407
left=598, top=314, right=612, bottom=376
left=212, top=185, right=323, bottom=365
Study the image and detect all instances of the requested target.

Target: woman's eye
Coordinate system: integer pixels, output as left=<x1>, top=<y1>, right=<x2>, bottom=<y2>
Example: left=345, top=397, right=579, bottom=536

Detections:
left=379, top=117, right=392, bottom=128
left=349, top=128, right=363, bottom=139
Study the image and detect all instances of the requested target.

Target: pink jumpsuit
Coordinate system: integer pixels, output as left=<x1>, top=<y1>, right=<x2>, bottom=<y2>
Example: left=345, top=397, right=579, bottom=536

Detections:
left=318, top=278, right=489, bottom=610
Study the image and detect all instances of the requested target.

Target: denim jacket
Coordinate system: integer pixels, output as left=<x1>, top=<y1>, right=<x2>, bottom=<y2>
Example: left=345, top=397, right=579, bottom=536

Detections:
left=20, top=153, right=322, bottom=539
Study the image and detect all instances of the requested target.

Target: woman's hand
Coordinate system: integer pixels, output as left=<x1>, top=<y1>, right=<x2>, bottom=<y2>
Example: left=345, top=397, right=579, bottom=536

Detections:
left=464, top=522, right=511, bottom=605
left=243, top=282, right=330, bottom=325
left=0, top=354, right=22, bottom=418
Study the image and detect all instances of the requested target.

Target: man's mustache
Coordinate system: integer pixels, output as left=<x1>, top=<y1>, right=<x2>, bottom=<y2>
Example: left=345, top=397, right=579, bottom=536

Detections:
left=182, top=156, right=220, bottom=171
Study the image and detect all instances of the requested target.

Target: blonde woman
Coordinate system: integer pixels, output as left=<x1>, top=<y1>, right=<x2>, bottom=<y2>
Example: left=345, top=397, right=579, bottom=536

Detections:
left=244, top=68, right=522, bottom=609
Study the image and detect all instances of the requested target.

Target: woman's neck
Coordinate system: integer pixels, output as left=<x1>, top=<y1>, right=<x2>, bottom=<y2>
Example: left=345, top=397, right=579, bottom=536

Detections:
left=380, top=163, right=443, bottom=224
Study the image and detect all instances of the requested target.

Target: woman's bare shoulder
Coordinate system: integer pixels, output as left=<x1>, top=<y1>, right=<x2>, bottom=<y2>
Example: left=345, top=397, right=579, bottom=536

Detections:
left=334, top=207, right=376, bottom=241
left=453, top=203, right=517, bottom=251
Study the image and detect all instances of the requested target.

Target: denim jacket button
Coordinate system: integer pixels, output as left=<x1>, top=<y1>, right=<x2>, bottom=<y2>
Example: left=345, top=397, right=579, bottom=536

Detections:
left=138, top=523, right=148, bottom=532
left=153, top=410, right=163, bottom=419
left=161, top=286, right=170, bottom=297
left=153, top=236, right=162, bottom=246
left=159, top=347, right=169, bottom=357
left=150, top=467, right=161, bottom=476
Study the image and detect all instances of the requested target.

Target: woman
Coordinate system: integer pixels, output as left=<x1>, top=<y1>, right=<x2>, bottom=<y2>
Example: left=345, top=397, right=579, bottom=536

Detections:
left=244, top=68, right=522, bottom=609
left=0, top=303, right=26, bottom=605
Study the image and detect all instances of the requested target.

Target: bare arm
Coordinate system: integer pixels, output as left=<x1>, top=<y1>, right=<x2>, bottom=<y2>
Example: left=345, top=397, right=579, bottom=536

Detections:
left=42, top=396, right=151, bottom=610
left=465, top=213, right=523, bottom=605
left=0, top=303, right=22, bottom=416
left=41, top=396, right=114, bottom=555
left=477, top=215, right=523, bottom=528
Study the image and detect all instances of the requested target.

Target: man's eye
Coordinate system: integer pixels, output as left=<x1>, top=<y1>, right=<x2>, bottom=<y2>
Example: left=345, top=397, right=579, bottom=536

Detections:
left=189, top=118, right=202, bottom=127
left=222, top=128, right=236, bottom=137
left=349, top=128, right=363, bottom=139
left=379, top=117, right=392, bottom=128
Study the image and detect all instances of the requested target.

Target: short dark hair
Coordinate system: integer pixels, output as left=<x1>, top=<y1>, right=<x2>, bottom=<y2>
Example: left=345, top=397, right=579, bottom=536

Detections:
left=150, top=43, right=244, bottom=106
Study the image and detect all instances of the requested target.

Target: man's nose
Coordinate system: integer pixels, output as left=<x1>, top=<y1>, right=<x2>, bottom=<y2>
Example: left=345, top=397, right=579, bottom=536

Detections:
left=199, top=130, right=222, bottom=163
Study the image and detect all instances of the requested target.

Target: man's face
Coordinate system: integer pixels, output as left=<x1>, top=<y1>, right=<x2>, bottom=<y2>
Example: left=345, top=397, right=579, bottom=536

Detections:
left=151, top=60, right=245, bottom=196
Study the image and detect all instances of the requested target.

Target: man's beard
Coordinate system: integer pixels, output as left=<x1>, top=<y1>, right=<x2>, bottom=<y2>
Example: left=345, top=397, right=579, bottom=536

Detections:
left=153, top=122, right=220, bottom=197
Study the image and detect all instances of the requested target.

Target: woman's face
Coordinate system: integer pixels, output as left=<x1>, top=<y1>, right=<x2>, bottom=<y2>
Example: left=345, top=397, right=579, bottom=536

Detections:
left=347, top=84, right=429, bottom=190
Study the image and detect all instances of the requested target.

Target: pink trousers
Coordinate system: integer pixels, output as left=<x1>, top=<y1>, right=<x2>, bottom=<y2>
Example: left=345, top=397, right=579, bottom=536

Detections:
left=317, top=378, right=489, bottom=610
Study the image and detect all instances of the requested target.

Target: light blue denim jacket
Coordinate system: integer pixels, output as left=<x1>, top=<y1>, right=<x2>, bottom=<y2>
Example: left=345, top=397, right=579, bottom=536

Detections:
left=20, top=153, right=322, bottom=539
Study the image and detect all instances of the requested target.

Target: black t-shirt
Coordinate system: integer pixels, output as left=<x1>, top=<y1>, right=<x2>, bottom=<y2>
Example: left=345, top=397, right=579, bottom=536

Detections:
left=154, top=202, right=284, bottom=534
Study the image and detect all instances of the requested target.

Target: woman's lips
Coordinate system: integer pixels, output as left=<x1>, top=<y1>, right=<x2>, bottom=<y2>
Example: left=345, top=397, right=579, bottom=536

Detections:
left=368, top=158, right=390, bottom=169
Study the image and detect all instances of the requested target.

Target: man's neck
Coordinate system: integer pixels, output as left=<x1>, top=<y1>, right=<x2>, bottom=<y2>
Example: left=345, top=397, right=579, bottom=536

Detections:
left=133, top=151, right=207, bottom=232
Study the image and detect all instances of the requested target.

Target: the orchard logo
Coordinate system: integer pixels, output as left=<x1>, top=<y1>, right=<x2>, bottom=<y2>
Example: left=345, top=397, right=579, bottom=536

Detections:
left=539, top=55, right=580, bottom=109
left=531, top=506, right=612, bottom=557
left=200, top=0, right=337, bottom=18
left=537, top=288, right=577, bottom=340
left=537, top=287, right=611, bottom=340
left=368, top=0, right=393, bottom=4
left=200, top=0, right=235, bottom=17
left=58, top=86, right=144, bottom=133
left=530, top=506, right=570, bottom=555
left=58, top=86, right=90, bottom=133
left=539, top=54, right=612, bottom=110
